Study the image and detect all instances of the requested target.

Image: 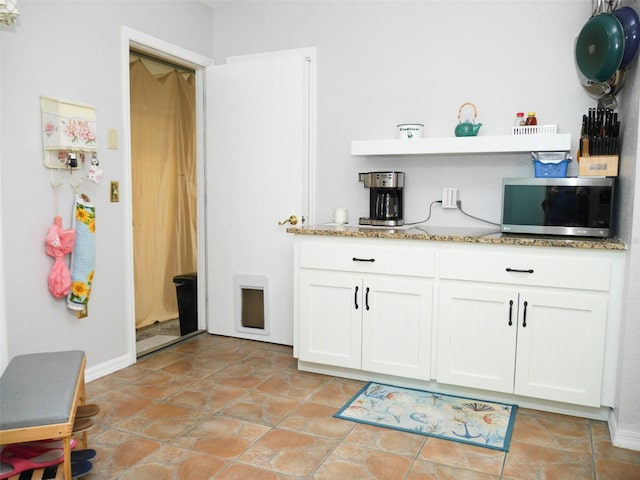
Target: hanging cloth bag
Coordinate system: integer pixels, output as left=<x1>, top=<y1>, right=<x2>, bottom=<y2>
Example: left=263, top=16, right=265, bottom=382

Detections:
left=44, top=216, right=76, bottom=298
left=67, top=194, right=95, bottom=311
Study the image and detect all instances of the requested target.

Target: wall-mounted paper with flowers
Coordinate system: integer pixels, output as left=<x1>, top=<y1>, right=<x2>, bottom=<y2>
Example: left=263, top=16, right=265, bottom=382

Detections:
left=41, top=96, right=97, bottom=169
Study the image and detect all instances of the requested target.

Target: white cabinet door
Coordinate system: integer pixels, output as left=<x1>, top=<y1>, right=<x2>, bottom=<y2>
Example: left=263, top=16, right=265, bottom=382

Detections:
left=298, top=270, right=362, bottom=369
left=437, top=282, right=517, bottom=393
left=515, top=289, right=608, bottom=407
left=362, top=277, right=433, bottom=380
left=438, top=282, right=609, bottom=407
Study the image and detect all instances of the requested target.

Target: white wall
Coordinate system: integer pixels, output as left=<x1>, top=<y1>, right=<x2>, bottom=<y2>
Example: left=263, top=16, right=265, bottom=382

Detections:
left=213, top=0, right=597, bottom=227
left=212, top=0, right=640, bottom=447
left=614, top=48, right=640, bottom=445
left=0, top=1, right=214, bottom=371
left=0, top=30, right=6, bottom=372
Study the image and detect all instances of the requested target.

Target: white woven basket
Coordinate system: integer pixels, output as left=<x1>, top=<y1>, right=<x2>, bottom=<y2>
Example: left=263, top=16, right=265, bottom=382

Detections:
left=512, top=125, right=558, bottom=135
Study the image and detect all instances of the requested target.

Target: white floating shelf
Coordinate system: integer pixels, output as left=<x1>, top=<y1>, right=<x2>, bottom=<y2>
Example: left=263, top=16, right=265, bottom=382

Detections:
left=351, top=134, right=572, bottom=156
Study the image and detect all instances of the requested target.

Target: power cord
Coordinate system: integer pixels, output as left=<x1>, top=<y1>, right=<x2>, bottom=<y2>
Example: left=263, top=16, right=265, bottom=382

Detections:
left=457, top=200, right=501, bottom=226
left=404, top=199, right=500, bottom=227
left=403, top=200, right=442, bottom=225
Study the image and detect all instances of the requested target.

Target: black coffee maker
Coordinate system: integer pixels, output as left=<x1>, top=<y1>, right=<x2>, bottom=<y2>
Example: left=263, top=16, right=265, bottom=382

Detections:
left=358, top=171, right=404, bottom=226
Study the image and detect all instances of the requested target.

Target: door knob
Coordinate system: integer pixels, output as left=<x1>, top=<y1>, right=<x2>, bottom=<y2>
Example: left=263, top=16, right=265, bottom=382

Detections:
left=278, top=215, right=298, bottom=226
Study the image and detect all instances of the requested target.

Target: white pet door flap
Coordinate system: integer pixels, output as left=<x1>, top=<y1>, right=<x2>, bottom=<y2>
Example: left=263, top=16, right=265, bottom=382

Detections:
left=234, top=275, right=270, bottom=336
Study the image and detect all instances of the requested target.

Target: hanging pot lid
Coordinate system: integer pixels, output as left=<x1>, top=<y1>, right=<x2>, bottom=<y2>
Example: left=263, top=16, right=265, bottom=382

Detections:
left=575, top=13, right=625, bottom=82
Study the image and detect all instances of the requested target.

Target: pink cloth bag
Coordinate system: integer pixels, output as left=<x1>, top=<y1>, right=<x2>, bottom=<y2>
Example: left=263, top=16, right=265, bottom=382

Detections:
left=45, top=216, right=76, bottom=298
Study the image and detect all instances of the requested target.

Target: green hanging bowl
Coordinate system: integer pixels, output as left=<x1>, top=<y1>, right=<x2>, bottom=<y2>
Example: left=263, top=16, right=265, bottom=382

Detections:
left=576, top=13, right=625, bottom=83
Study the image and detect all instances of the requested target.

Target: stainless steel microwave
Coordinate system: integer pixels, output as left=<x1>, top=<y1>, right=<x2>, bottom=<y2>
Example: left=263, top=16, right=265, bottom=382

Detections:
left=501, top=177, right=614, bottom=238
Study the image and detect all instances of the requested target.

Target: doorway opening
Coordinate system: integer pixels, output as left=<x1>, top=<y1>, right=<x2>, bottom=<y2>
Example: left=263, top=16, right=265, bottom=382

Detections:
left=129, top=50, right=202, bottom=357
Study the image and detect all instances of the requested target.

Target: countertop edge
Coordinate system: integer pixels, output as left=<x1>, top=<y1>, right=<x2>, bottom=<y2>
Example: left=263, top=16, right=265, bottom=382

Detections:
left=286, top=225, right=626, bottom=250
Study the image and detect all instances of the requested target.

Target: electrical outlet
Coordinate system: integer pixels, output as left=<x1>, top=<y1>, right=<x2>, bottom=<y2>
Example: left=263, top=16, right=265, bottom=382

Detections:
left=442, top=187, right=459, bottom=209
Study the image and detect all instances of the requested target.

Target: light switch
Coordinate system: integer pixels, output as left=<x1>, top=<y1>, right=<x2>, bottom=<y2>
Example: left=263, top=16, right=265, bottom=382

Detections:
left=107, top=129, right=119, bottom=150
left=110, top=181, right=120, bottom=202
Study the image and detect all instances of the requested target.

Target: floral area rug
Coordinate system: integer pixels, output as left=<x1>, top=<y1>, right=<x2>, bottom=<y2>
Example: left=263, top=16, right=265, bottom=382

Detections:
left=334, top=382, right=517, bottom=451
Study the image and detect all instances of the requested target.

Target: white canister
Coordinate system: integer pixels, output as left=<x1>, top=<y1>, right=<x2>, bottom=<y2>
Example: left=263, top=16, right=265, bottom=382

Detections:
left=397, top=123, right=424, bottom=140
left=332, top=207, right=348, bottom=224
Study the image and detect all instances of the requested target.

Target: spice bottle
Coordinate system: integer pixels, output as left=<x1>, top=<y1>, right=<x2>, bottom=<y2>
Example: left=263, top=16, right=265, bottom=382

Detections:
left=525, top=112, right=538, bottom=126
left=514, top=112, right=525, bottom=127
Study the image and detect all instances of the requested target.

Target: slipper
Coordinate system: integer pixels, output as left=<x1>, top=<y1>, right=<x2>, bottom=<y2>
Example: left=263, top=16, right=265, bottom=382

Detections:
left=1, top=445, right=58, bottom=460
left=76, top=404, right=100, bottom=419
left=0, top=449, right=64, bottom=479
left=70, top=460, right=93, bottom=479
left=72, top=418, right=94, bottom=434
left=71, top=450, right=96, bottom=463
left=3, top=439, right=78, bottom=459
left=10, top=438, right=77, bottom=452
left=2, top=446, right=95, bottom=464
left=20, top=460, right=92, bottom=480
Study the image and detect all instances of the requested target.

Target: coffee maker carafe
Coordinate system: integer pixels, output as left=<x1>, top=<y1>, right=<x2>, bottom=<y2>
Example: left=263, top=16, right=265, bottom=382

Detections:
left=358, top=171, right=404, bottom=226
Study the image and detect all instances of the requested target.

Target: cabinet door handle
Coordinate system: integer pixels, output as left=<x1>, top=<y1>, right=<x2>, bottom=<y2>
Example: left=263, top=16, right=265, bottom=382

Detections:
left=365, top=287, right=370, bottom=310
left=354, top=286, right=359, bottom=310
left=508, top=300, right=513, bottom=326
left=506, top=268, right=534, bottom=274
left=522, top=301, right=528, bottom=327
left=353, top=257, right=375, bottom=263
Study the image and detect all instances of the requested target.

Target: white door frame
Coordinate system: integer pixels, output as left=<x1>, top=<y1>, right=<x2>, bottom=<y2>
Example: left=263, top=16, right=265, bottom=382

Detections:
left=120, top=27, right=213, bottom=364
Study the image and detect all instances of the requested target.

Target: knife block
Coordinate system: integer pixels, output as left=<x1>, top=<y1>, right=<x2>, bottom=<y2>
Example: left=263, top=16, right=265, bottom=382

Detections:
left=577, top=150, right=619, bottom=177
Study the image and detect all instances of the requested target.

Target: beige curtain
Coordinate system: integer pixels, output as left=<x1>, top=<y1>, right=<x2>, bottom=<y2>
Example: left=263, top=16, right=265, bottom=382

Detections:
left=130, top=59, right=197, bottom=329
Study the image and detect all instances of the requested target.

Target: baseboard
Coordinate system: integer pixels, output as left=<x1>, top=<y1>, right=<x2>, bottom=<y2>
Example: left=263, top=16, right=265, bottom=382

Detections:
left=85, top=353, right=134, bottom=383
left=608, top=411, right=640, bottom=451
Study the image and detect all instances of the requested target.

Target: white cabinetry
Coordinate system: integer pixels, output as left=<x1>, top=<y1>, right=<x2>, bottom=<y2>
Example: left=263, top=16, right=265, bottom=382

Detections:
left=299, top=269, right=362, bottom=369
left=437, top=283, right=517, bottom=394
left=296, top=238, right=434, bottom=380
left=437, top=248, right=611, bottom=407
left=293, top=233, right=624, bottom=413
left=361, top=276, right=432, bottom=378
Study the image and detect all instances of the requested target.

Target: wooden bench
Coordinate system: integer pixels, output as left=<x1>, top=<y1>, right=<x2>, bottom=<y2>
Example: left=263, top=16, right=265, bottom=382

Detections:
left=0, top=351, right=86, bottom=480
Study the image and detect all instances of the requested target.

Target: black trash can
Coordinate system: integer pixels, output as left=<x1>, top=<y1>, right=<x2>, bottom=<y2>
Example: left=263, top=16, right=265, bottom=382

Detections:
left=173, top=272, right=197, bottom=336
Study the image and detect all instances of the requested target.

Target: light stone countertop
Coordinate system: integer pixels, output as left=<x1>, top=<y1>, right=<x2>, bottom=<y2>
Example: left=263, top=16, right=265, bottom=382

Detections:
left=287, top=224, right=626, bottom=250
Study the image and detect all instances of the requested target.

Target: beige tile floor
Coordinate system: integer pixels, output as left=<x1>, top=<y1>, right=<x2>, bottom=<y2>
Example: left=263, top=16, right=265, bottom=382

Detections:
left=81, top=334, right=640, bottom=479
